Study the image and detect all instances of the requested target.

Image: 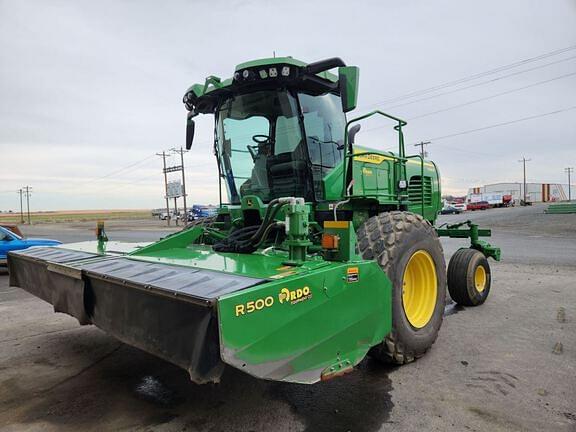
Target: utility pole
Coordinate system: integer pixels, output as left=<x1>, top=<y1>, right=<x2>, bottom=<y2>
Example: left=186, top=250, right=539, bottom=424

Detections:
left=565, top=167, right=574, bottom=201
left=18, top=189, right=24, bottom=224
left=156, top=152, right=170, bottom=226
left=414, top=141, right=431, bottom=159
left=172, top=147, right=188, bottom=219
left=162, top=148, right=187, bottom=226
left=23, top=186, right=32, bottom=224
left=518, top=157, right=531, bottom=204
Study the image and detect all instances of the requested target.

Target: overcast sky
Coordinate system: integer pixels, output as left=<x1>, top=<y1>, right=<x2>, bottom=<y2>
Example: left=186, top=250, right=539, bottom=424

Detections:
left=1, top=0, right=575, bottom=211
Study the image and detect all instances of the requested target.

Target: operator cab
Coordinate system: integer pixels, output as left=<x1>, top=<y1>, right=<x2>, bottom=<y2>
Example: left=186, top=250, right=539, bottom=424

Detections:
left=183, top=57, right=359, bottom=205
left=216, top=90, right=346, bottom=204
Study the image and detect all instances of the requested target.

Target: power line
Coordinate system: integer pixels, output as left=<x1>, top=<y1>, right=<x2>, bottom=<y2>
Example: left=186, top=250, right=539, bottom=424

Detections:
left=409, top=71, right=576, bottom=121
left=55, top=153, right=158, bottom=192
left=379, top=55, right=576, bottom=113
left=427, top=105, right=576, bottom=142
left=360, top=78, right=576, bottom=151
left=361, top=44, right=576, bottom=109
left=80, top=154, right=157, bottom=183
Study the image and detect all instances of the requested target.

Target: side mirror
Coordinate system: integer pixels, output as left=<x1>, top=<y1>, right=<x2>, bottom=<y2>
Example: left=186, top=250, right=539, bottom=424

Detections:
left=338, top=66, right=360, bottom=113
left=348, top=124, right=361, bottom=146
left=186, top=114, right=195, bottom=150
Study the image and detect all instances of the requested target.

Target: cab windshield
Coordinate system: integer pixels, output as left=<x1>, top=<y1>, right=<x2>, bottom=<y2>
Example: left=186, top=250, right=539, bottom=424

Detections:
left=216, top=90, right=346, bottom=204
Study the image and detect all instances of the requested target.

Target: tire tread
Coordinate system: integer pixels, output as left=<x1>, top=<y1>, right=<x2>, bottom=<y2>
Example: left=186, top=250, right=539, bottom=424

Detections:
left=357, top=211, right=445, bottom=365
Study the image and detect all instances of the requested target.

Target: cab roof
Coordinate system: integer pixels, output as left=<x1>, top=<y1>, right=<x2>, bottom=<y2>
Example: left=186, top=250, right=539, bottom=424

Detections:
left=183, top=57, right=343, bottom=115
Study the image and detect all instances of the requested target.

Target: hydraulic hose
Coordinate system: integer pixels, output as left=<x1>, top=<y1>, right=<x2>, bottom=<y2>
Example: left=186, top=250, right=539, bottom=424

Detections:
left=253, top=222, right=284, bottom=249
left=247, top=199, right=281, bottom=243
left=212, top=199, right=286, bottom=253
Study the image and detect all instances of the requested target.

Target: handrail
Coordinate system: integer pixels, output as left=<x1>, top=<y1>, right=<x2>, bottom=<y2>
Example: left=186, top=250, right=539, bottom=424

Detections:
left=342, top=110, right=408, bottom=200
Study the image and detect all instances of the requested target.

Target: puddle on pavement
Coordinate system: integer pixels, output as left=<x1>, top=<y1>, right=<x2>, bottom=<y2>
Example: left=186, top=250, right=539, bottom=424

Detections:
left=270, top=358, right=394, bottom=432
left=444, top=301, right=465, bottom=317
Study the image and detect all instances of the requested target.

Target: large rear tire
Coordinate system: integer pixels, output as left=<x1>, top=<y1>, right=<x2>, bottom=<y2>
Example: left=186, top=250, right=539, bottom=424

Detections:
left=357, top=211, right=446, bottom=364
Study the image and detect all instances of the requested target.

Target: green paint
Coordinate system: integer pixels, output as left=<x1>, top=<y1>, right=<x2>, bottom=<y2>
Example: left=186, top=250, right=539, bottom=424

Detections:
left=436, top=220, right=501, bottom=261
left=283, top=198, right=312, bottom=265
left=339, top=66, right=359, bottom=112
left=217, top=259, right=391, bottom=383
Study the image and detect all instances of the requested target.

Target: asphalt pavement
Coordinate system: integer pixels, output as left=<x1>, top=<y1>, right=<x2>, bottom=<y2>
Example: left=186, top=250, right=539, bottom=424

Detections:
left=0, top=204, right=574, bottom=431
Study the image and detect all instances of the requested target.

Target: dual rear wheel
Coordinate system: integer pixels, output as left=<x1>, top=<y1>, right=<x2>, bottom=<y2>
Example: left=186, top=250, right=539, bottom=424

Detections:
left=357, top=211, right=492, bottom=365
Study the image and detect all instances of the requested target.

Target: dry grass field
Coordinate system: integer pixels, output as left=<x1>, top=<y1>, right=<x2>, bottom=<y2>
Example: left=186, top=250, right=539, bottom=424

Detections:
left=0, top=210, right=151, bottom=224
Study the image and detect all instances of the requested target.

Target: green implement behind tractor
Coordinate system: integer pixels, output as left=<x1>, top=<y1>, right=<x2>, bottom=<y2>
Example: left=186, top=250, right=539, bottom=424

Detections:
left=8, top=57, right=500, bottom=384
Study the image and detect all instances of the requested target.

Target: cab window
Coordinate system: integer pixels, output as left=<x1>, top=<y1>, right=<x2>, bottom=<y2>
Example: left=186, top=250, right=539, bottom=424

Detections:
left=299, top=92, right=346, bottom=198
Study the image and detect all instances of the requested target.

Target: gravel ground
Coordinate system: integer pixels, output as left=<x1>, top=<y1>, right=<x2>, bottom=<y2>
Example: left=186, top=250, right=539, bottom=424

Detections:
left=0, top=204, right=574, bottom=431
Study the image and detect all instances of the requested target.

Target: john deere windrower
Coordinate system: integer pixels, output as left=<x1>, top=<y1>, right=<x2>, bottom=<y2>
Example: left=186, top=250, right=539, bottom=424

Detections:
left=9, top=57, right=500, bottom=384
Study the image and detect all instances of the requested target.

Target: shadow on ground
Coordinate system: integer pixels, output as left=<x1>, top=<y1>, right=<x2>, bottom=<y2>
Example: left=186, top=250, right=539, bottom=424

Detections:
left=7, top=334, right=394, bottom=432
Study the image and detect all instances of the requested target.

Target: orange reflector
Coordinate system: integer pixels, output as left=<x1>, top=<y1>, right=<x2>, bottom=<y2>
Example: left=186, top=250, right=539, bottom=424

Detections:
left=322, top=233, right=339, bottom=250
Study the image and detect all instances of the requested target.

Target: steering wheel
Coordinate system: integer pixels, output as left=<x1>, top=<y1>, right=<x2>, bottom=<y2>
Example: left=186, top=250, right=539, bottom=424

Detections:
left=252, top=134, right=270, bottom=144
left=247, top=135, right=272, bottom=161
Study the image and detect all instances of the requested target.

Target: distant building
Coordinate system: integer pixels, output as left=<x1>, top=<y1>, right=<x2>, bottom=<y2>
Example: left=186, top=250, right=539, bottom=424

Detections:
left=468, top=182, right=572, bottom=203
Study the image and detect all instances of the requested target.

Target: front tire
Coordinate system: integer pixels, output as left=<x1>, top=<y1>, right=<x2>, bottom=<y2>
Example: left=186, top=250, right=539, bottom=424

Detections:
left=357, top=211, right=446, bottom=364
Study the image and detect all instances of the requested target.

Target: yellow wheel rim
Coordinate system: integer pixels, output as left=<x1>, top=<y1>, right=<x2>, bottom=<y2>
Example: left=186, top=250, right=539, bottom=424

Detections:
left=402, top=250, right=437, bottom=329
left=474, top=265, right=487, bottom=292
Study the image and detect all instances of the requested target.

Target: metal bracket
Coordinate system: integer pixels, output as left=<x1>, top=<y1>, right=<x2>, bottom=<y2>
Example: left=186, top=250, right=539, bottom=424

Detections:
left=436, top=220, right=501, bottom=261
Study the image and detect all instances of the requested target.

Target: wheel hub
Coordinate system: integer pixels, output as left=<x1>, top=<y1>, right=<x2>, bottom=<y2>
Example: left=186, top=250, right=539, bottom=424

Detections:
left=474, top=265, right=487, bottom=292
left=402, top=250, right=437, bottom=329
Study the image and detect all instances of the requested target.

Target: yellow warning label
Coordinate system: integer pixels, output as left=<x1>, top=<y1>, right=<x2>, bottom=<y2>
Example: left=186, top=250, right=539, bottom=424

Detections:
left=346, top=267, right=359, bottom=283
left=324, top=220, right=349, bottom=229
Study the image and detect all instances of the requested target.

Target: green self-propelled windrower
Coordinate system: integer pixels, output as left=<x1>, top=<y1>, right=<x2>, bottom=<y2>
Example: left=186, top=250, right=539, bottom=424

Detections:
left=8, top=57, right=500, bottom=384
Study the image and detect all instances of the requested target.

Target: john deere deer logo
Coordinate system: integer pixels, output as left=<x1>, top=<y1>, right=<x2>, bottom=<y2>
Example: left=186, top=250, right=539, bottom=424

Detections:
left=279, top=286, right=312, bottom=305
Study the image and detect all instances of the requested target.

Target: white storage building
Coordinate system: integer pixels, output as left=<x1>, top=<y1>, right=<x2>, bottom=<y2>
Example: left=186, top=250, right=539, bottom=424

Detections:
left=468, top=182, right=572, bottom=203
